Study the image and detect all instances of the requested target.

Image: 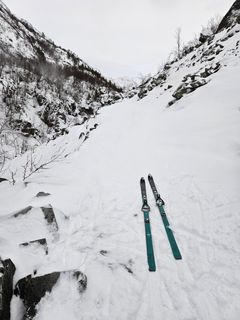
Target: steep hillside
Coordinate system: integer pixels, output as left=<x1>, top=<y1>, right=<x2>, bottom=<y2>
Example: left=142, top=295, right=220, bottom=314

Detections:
left=217, top=0, right=240, bottom=32
left=0, top=1, right=122, bottom=164
left=132, top=2, right=240, bottom=104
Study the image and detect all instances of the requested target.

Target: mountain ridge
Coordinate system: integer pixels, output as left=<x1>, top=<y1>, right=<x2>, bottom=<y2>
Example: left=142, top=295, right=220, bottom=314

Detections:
left=0, top=0, right=122, bottom=164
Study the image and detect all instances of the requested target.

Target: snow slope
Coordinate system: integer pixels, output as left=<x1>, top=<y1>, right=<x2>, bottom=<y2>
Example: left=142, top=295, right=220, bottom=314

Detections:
left=0, top=22, right=240, bottom=320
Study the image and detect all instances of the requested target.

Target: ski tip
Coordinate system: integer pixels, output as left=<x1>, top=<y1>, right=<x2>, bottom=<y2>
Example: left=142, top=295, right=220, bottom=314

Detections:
left=148, top=174, right=152, bottom=180
left=140, top=177, right=145, bottom=183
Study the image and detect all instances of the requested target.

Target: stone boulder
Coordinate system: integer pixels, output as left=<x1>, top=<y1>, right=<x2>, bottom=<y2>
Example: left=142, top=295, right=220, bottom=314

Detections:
left=41, top=206, right=58, bottom=233
left=199, top=33, right=209, bottom=43
left=0, top=259, right=16, bottom=320
left=15, top=270, right=87, bottom=319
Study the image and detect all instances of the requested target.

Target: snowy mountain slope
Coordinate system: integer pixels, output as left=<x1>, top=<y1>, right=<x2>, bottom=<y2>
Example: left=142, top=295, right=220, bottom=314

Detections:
left=0, top=1, right=122, bottom=165
left=0, top=15, right=240, bottom=320
left=133, top=4, right=240, bottom=104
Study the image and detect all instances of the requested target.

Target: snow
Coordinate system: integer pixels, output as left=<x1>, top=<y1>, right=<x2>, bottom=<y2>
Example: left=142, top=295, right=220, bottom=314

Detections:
left=0, top=20, right=240, bottom=320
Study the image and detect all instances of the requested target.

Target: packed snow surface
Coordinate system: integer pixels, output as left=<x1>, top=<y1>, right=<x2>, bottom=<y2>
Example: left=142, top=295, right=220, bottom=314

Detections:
left=1, top=30, right=240, bottom=320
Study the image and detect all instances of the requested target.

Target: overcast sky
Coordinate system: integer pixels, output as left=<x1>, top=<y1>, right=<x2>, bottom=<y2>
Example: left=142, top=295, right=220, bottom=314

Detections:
left=4, top=0, right=234, bottom=79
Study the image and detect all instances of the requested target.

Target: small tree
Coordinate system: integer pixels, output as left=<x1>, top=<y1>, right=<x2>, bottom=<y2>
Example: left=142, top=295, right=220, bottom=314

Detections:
left=175, top=27, right=183, bottom=60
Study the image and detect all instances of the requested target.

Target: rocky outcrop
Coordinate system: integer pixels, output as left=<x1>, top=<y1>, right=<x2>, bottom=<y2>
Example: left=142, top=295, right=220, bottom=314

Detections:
left=0, top=259, right=16, bottom=320
left=217, top=0, right=240, bottom=32
left=137, top=70, right=168, bottom=99
left=15, top=270, right=87, bottom=319
left=41, top=206, right=58, bottom=233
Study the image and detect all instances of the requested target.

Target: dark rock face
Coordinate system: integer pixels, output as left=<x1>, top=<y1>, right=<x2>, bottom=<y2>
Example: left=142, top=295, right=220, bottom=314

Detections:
left=199, top=63, right=221, bottom=78
left=41, top=206, right=58, bottom=232
left=13, top=206, right=32, bottom=218
left=0, top=259, right=16, bottom=320
left=15, top=272, right=60, bottom=319
left=217, top=0, right=240, bottom=32
left=15, top=270, right=87, bottom=319
left=199, top=33, right=210, bottom=43
left=36, top=192, right=51, bottom=197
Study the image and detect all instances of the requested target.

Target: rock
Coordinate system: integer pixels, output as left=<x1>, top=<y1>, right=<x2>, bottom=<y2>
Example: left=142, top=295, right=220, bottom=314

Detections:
left=138, top=88, right=148, bottom=99
left=207, top=56, right=215, bottom=61
left=190, top=79, right=207, bottom=91
left=11, top=119, right=40, bottom=138
left=41, top=206, right=58, bottom=232
left=199, top=63, right=221, bottom=78
left=83, top=132, right=89, bottom=142
left=79, top=107, right=94, bottom=116
left=99, top=250, right=108, bottom=256
left=167, top=99, right=177, bottom=107
left=15, top=270, right=87, bottom=319
left=120, top=263, right=133, bottom=274
left=13, top=206, right=32, bottom=218
left=36, top=192, right=51, bottom=197
left=89, top=123, right=98, bottom=131
left=199, top=33, right=209, bottom=43
left=163, top=63, right=171, bottom=71
left=171, top=75, right=207, bottom=103
left=217, top=0, right=240, bottom=33
left=20, top=238, right=48, bottom=255
left=0, top=259, right=16, bottom=320
left=79, top=132, right=85, bottom=139
left=172, top=83, right=188, bottom=100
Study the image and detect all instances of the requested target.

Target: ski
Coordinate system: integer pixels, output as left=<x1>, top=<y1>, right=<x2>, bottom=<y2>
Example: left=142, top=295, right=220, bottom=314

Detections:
left=140, top=177, right=156, bottom=271
left=148, top=174, right=182, bottom=260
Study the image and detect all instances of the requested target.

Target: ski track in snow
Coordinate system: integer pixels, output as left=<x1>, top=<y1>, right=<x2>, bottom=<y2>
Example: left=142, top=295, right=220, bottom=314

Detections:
left=1, top=31, right=240, bottom=320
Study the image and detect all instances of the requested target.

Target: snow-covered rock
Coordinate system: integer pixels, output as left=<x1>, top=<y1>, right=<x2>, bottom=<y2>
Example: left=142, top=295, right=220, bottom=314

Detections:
left=15, top=270, right=87, bottom=320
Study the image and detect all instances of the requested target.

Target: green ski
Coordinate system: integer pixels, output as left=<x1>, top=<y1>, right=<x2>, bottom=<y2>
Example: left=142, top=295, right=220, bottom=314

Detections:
left=148, top=174, right=182, bottom=260
left=140, top=177, right=156, bottom=271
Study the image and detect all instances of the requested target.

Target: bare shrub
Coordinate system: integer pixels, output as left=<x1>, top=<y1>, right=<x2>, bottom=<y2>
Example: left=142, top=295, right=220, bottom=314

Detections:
left=21, top=146, right=65, bottom=181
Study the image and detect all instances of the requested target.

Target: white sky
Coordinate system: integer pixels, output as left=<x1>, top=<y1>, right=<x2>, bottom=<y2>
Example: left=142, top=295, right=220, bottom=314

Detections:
left=3, top=0, right=234, bottom=79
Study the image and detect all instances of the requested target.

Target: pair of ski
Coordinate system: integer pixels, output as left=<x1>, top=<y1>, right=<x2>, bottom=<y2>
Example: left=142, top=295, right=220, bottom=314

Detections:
left=140, top=174, right=182, bottom=272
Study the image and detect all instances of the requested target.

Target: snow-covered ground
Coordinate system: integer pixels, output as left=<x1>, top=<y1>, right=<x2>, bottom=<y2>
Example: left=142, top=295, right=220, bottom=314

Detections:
left=1, top=26, right=240, bottom=320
